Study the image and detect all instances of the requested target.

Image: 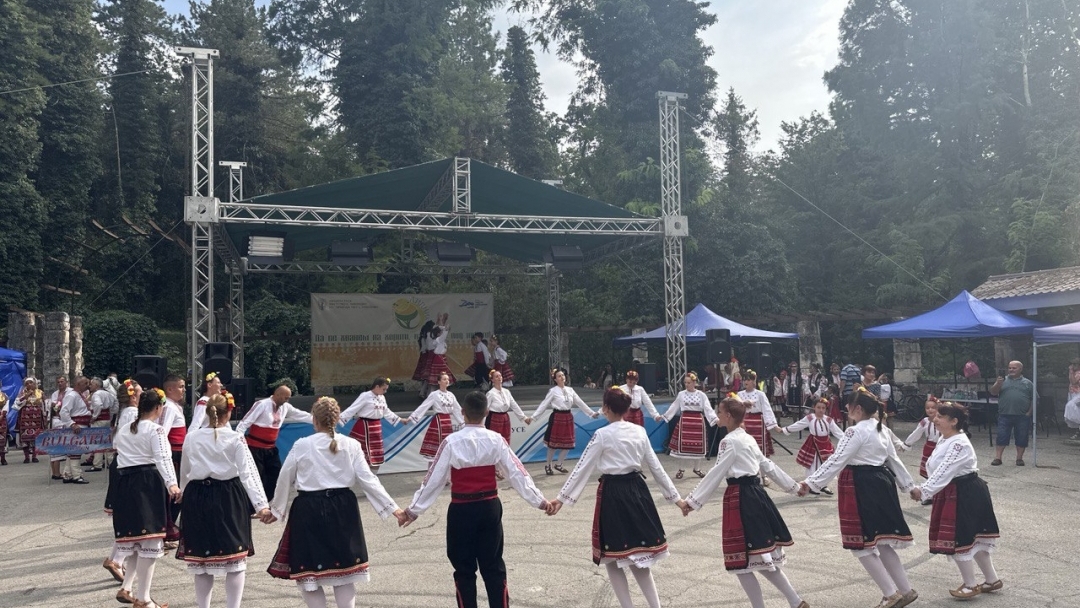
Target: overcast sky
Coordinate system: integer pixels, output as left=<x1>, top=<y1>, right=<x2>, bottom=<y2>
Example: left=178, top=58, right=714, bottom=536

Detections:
left=164, top=0, right=847, bottom=150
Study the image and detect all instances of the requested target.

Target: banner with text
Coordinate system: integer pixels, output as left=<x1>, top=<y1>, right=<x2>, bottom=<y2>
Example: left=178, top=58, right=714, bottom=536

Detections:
left=311, top=293, right=494, bottom=387
left=35, top=427, right=113, bottom=455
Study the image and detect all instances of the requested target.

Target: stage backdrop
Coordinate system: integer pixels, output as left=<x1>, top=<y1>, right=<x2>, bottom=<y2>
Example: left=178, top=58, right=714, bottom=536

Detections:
left=311, top=293, right=493, bottom=387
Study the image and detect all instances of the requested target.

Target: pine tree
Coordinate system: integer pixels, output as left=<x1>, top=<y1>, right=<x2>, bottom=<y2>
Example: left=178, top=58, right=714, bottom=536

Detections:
left=501, top=25, right=557, bottom=179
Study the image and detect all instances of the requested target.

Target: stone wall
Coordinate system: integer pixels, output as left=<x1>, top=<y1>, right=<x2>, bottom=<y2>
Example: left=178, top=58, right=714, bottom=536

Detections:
left=892, top=338, right=922, bottom=385
left=6, top=311, right=82, bottom=389
left=796, top=320, right=823, bottom=370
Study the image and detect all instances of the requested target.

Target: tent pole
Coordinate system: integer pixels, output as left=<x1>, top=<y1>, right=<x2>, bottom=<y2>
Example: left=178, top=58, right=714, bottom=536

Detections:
left=1032, top=341, right=1038, bottom=467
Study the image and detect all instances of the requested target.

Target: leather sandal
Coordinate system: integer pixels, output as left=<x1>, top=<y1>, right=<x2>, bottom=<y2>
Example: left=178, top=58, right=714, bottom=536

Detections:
left=116, top=589, right=135, bottom=604
left=103, top=557, right=124, bottom=582
left=675, top=469, right=684, bottom=479
left=948, top=585, right=980, bottom=599
left=979, top=579, right=1003, bottom=592
left=133, top=600, right=168, bottom=608
left=544, top=465, right=553, bottom=476
left=553, top=464, right=568, bottom=474
left=692, top=469, right=705, bottom=478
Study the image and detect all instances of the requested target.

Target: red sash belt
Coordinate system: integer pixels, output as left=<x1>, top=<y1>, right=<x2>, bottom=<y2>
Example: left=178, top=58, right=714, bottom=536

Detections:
left=450, top=465, right=498, bottom=503
left=167, top=427, right=186, bottom=452
left=72, top=415, right=93, bottom=426
left=95, top=410, right=112, bottom=422
left=246, top=424, right=279, bottom=450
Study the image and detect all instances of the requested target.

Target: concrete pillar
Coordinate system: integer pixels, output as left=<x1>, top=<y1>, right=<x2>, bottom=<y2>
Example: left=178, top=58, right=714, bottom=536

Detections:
left=893, top=339, right=922, bottom=385
left=34, top=313, right=45, bottom=381
left=796, top=320, right=823, bottom=370
left=69, top=316, right=83, bottom=379
left=43, top=312, right=71, bottom=389
left=7, top=312, right=38, bottom=380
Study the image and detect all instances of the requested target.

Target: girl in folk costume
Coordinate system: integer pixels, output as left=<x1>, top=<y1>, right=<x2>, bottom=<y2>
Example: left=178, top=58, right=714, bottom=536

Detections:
left=738, top=370, right=780, bottom=461
left=178, top=394, right=271, bottom=608
left=424, top=313, right=456, bottom=395
left=407, top=372, right=465, bottom=461
left=826, top=384, right=844, bottom=427
left=13, top=377, right=46, bottom=463
left=236, top=384, right=312, bottom=502
left=111, top=389, right=182, bottom=608
left=662, top=371, right=719, bottom=479
left=904, top=396, right=941, bottom=479
left=464, top=332, right=493, bottom=389
left=546, top=387, right=682, bottom=608
left=619, top=370, right=662, bottom=427
left=798, top=390, right=919, bottom=608
left=413, top=320, right=436, bottom=391
left=340, top=377, right=402, bottom=472
left=485, top=369, right=530, bottom=443
left=682, top=397, right=810, bottom=608
left=0, top=390, right=8, bottom=466
left=488, top=334, right=515, bottom=387
left=189, top=372, right=224, bottom=430
left=265, top=397, right=407, bottom=608
left=781, top=397, right=844, bottom=495
left=530, top=368, right=600, bottom=476
left=910, top=403, right=1002, bottom=600
left=104, top=379, right=142, bottom=587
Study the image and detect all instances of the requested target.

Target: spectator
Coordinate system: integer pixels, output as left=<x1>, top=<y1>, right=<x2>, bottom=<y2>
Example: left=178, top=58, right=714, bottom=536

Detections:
left=770, top=369, right=786, bottom=411
left=860, top=365, right=881, bottom=397
left=807, top=363, right=828, bottom=401
left=839, top=362, right=861, bottom=400
left=597, top=364, right=614, bottom=390
left=583, top=377, right=597, bottom=390
left=1068, top=359, right=1080, bottom=441
left=990, top=361, right=1034, bottom=466
left=784, top=361, right=807, bottom=416
left=103, top=372, right=120, bottom=398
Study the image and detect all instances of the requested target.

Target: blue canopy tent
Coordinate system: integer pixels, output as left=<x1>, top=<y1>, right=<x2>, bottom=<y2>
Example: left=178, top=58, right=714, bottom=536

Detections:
left=613, top=303, right=798, bottom=345
left=0, top=347, right=27, bottom=435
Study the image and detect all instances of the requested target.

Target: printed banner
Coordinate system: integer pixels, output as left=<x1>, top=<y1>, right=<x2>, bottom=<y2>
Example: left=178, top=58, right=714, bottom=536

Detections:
left=310, top=293, right=494, bottom=387
left=35, top=427, right=113, bottom=455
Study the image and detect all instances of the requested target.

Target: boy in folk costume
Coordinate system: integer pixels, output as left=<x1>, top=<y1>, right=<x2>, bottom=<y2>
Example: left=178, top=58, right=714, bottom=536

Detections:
left=339, top=377, right=403, bottom=473
left=58, top=376, right=93, bottom=484
left=403, top=391, right=550, bottom=608
left=781, top=397, right=844, bottom=495
left=682, top=397, right=809, bottom=608
left=662, top=371, right=719, bottom=479
left=236, top=384, right=313, bottom=501
left=464, top=332, right=493, bottom=390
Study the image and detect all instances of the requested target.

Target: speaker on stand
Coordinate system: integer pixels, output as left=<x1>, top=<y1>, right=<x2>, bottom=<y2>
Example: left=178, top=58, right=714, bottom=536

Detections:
left=132, top=356, right=168, bottom=391
left=635, top=362, right=658, bottom=395
left=225, top=378, right=254, bottom=421
left=704, top=329, right=733, bottom=458
left=202, top=342, right=235, bottom=385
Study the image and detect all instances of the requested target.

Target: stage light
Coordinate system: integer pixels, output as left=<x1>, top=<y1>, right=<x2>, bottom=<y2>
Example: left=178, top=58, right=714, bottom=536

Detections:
left=245, top=232, right=290, bottom=264
left=330, top=241, right=374, bottom=265
left=543, top=245, right=583, bottom=270
left=432, top=242, right=474, bottom=267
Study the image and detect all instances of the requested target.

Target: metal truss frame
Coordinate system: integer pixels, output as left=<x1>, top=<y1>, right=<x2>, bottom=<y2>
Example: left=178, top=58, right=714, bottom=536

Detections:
left=244, top=260, right=548, bottom=276
left=658, top=91, right=689, bottom=393
left=220, top=161, right=246, bottom=377
left=547, top=265, right=561, bottom=377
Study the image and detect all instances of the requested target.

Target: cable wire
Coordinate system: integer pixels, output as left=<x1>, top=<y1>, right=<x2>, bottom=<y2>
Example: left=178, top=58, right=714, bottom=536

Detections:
left=86, top=219, right=184, bottom=308
left=0, top=69, right=152, bottom=96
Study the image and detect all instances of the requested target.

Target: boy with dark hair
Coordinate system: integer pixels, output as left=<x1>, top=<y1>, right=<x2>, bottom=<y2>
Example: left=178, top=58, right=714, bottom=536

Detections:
left=403, top=391, right=549, bottom=608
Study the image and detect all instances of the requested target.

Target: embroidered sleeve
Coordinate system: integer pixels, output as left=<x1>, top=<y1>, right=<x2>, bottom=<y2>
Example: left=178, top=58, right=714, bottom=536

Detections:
left=502, top=440, right=546, bottom=508
left=644, top=446, right=681, bottom=502
left=151, top=425, right=177, bottom=488
left=760, top=454, right=798, bottom=493
left=531, top=389, right=557, bottom=418
left=884, top=430, right=916, bottom=492
left=270, top=446, right=299, bottom=520
left=381, top=398, right=402, bottom=425
left=786, top=415, right=811, bottom=434
left=557, top=431, right=602, bottom=505
left=352, top=442, right=399, bottom=519
left=407, top=439, right=453, bottom=518
left=703, top=397, right=720, bottom=427
left=570, top=390, right=597, bottom=417
left=639, top=389, right=660, bottom=418
left=506, top=390, right=528, bottom=421
left=805, top=426, right=861, bottom=491
left=760, top=394, right=779, bottom=429
left=339, top=392, right=370, bottom=422
left=449, top=395, right=464, bottom=427
left=235, top=435, right=269, bottom=512
left=904, top=418, right=927, bottom=447
left=235, top=400, right=265, bottom=435
left=827, top=418, right=845, bottom=440
left=408, top=392, right=438, bottom=423
left=283, top=404, right=313, bottom=425
left=686, top=438, right=736, bottom=510
left=919, top=441, right=968, bottom=499
left=663, top=392, right=685, bottom=422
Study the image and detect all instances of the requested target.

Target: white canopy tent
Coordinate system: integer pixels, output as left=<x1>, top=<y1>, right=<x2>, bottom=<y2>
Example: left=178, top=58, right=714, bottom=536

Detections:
left=1031, top=321, right=1080, bottom=465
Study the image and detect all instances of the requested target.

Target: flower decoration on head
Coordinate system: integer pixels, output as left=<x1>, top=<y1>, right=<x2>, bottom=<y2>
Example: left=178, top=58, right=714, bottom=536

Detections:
left=626, top=370, right=639, bottom=380
left=726, top=391, right=739, bottom=399
left=686, top=371, right=699, bottom=382
left=153, top=388, right=165, bottom=401
left=205, top=371, right=217, bottom=382
left=488, top=368, right=498, bottom=379
left=123, top=378, right=136, bottom=397
left=817, top=396, right=829, bottom=405
left=857, top=385, right=870, bottom=394
left=222, top=389, right=236, bottom=410
left=926, top=395, right=940, bottom=403
left=610, top=384, right=627, bottom=394
left=385, top=377, right=391, bottom=383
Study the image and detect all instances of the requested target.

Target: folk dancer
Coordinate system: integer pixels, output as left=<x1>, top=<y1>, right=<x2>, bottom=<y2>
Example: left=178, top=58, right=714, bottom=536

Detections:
left=340, top=377, right=402, bottom=472
left=904, top=396, right=941, bottom=479
left=781, top=397, right=844, bottom=495
left=236, top=384, right=312, bottom=501
left=90, top=376, right=120, bottom=471
left=14, top=377, right=45, bottom=463
left=159, top=374, right=188, bottom=547
left=110, top=389, right=182, bottom=608
left=189, top=371, right=224, bottom=430
left=547, top=387, right=680, bottom=608
left=265, top=398, right=407, bottom=608
left=738, top=370, right=781, bottom=485
left=910, top=403, right=1002, bottom=600
left=798, top=389, right=919, bottom=608
left=178, top=394, right=271, bottom=608
left=58, top=376, right=92, bottom=484
left=402, top=391, right=549, bottom=608
left=620, top=370, right=662, bottom=427
left=530, top=368, right=600, bottom=476
left=104, top=379, right=142, bottom=587
left=682, top=397, right=809, bottom=608
left=662, top=371, right=719, bottom=479
left=464, top=332, right=493, bottom=389
left=484, top=370, right=529, bottom=443
left=489, top=335, right=515, bottom=387
left=413, top=320, right=436, bottom=393
left=406, top=372, right=464, bottom=462
left=423, top=313, right=456, bottom=396
left=48, top=376, right=79, bottom=481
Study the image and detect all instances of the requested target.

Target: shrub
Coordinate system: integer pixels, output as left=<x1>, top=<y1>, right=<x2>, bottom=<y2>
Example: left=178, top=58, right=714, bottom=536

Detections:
left=83, top=310, right=160, bottom=378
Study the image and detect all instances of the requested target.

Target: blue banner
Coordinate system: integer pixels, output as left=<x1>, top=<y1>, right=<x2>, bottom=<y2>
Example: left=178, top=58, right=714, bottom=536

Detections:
left=35, top=427, right=113, bottom=455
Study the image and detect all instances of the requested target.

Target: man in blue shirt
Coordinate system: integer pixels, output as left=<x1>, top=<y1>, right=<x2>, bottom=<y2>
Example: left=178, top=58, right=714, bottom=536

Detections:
left=990, top=360, right=1035, bottom=466
left=839, top=363, right=861, bottom=400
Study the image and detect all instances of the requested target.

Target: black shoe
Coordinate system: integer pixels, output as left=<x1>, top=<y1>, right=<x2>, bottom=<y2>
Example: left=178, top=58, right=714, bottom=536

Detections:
left=52, top=475, right=64, bottom=480
left=65, top=477, right=89, bottom=485
left=86, top=466, right=103, bottom=472
left=808, top=489, right=820, bottom=495
left=820, top=487, right=834, bottom=495
left=921, top=499, right=933, bottom=506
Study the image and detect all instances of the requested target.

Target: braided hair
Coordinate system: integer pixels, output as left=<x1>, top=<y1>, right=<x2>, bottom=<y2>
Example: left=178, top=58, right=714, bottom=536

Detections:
left=206, top=394, right=229, bottom=440
left=132, top=389, right=164, bottom=434
left=312, top=397, right=341, bottom=454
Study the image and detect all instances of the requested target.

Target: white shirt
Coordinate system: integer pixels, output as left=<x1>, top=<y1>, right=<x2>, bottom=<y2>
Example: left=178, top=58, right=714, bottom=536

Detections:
left=270, top=433, right=399, bottom=520
left=189, top=396, right=210, bottom=430
left=879, top=383, right=892, bottom=403
left=58, top=390, right=90, bottom=427
left=493, top=346, right=509, bottom=365
left=90, top=390, right=119, bottom=420
left=686, top=428, right=798, bottom=509
left=485, top=387, right=527, bottom=420
left=556, top=421, right=680, bottom=506
left=738, top=388, right=778, bottom=429
left=406, top=425, right=546, bottom=517
left=433, top=327, right=449, bottom=355
left=236, top=398, right=313, bottom=434
left=784, top=414, right=844, bottom=439
left=407, top=390, right=464, bottom=426
left=340, top=390, right=401, bottom=424
left=117, top=406, right=139, bottom=430
left=158, top=398, right=186, bottom=432
left=918, top=433, right=978, bottom=500
left=904, top=416, right=942, bottom=448
left=620, top=384, right=659, bottom=418
left=114, top=420, right=177, bottom=487
left=103, top=376, right=120, bottom=397
left=180, top=427, right=268, bottom=512
left=804, top=419, right=915, bottom=493
left=475, top=342, right=493, bottom=366
left=531, top=386, right=597, bottom=418
left=662, top=389, right=718, bottom=426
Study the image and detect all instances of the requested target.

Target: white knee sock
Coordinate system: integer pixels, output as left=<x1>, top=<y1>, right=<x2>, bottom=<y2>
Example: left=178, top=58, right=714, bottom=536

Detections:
left=761, top=567, right=803, bottom=607
left=736, top=572, right=766, bottom=608
left=225, top=571, right=245, bottom=608
left=546, top=448, right=555, bottom=466
left=134, top=556, right=158, bottom=603
left=858, top=554, right=898, bottom=597
left=605, top=562, right=634, bottom=608
left=557, top=450, right=567, bottom=467
left=956, top=559, right=978, bottom=588
left=629, top=565, right=661, bottom=608
left=332, top=583, right=356, bottom=608
left=194, top=572, right=214, bottom=608
left=121, top=554, right=138, bottom=592
left=878, top=545, right=913, bottom=594
left=694, top=458, right=705, bottom=472
left=973, top=551, right=999, bottom=583
left=110, top=545, right=122, bottom=564
left=301, top=588, right=328, bottom=608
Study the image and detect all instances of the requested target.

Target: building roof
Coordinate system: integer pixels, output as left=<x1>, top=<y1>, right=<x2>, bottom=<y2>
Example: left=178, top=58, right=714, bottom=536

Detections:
left=971, top=266, right=1080, bottom=312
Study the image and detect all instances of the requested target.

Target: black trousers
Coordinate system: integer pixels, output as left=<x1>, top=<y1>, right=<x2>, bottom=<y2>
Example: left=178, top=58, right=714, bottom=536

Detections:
left=447, top=498, right=507, bottom=608
left=169, top=450, right=182, bottom=526
left=249, top=446, right=281, bottom=501
left=473, top=363, right=491, bottom=388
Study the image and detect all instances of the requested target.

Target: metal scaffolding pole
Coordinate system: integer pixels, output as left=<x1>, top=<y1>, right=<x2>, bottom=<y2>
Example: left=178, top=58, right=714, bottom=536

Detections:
left=547, top=264, right=561, bottom=380
left=658, top=91, right=689, bottom=393
left=220, top=161, right=246, bottom=377
left=179, top=46, right=219, bottom=383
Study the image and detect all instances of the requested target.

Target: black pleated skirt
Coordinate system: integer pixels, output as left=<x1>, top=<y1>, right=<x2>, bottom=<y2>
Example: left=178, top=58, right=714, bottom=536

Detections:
left=112, top=464, right=170, bottom=543
left=177, top=477, right=255, bottom=567
left=268, top=488, right=370, bottom=586
left=592, top=472, right=668, bottom=566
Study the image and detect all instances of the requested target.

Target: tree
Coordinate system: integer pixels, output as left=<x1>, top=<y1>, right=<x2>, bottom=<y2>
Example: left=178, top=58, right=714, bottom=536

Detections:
left=501, top=25, right=557, bottom=179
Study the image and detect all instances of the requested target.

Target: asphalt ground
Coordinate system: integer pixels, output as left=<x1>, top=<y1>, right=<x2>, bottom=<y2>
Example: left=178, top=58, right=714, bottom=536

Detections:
left=1, top=420, right=1076, bottom=608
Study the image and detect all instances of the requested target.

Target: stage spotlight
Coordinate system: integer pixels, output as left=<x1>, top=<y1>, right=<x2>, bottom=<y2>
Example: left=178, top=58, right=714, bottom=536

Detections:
left=330, top=241, right=374, bottom=265
left=433, top=242, right=474, bottom=267
left=543, top=245, right=583, bottom=270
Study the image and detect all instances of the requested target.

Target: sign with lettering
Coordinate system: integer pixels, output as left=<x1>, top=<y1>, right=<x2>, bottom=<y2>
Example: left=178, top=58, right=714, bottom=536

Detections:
left=35, top=427, right=113, bottom=455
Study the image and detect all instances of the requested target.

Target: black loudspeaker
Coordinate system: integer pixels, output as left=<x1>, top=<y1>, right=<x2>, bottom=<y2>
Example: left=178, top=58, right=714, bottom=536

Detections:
left=636, top=362, right=658, bottom=394
left=132, top=355, right=167, bottom=391
left=706, top=328, right=732, bottom=363
left=203, top=342, right=235, bottom=384
left=747, top=342, right=773, bottom=378
left=226, top=378, right=254, bottom=420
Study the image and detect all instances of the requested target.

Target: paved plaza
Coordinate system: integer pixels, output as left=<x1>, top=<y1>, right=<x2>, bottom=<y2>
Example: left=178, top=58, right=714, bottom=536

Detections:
left=1, top=420, right=1076, bottom=608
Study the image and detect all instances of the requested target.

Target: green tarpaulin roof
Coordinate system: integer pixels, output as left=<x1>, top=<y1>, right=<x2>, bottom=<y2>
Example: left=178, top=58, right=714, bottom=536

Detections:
left=223, top=158, right=649, bottom=263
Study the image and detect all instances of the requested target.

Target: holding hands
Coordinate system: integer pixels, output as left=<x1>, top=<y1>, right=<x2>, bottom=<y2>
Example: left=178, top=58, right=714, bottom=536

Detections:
left=257, top=508, right=277, bottom=524
left=676, top=499, right=693, bottom=517
left=909, top=488, right=923, bottom=502
left=796, top=482, right=811, bottom=497
left=545, top=500, right=563, bottom=516
left=393, top=509, right=413, bottom=527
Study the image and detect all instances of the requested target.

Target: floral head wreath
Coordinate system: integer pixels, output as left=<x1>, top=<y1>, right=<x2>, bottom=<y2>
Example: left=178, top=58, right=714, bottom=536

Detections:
left=550, top=368, right=563, bottom=379
left=610, top=384, right=627, bottom=394
left=686, top=371, right=698, bottom=382
left=153, top=388, right=166, bottom=401
left=856, top=385, right=870, bottom=394
left=221, top=389, right=236, bottom=410
left=626, top=370, right=639, bottom=380
left=816, top=396, right=830, bottom=405
left=204, top=371, right=218, bottom=382
left=742, top=368, right=756, bottom=378
left=726, top=391, right=739, bottom=399
left=123, top=378, right=136, bottom=397
left=926, top=395, right=940, bottom=403
left=488, top=368, right=499, bottom=379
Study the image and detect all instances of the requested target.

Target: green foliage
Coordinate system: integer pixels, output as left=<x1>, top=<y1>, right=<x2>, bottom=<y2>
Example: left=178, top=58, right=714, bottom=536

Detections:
left=244, top=293, right=310, bottom=395
left=501, top=25, right=557, bottom=179
left=83, top=309, right=160, bottom=378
